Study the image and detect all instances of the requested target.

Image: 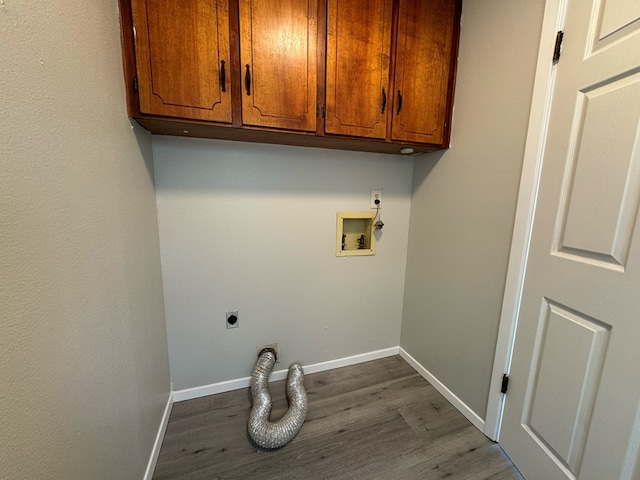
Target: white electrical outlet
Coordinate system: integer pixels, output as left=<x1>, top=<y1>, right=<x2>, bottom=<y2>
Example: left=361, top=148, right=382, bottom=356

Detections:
left=371, top=189, right=383, bottom=209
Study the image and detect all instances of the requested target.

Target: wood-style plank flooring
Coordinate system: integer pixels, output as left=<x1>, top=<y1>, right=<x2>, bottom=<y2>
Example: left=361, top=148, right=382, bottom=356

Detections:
left=153, top=356, right=522, bottom=479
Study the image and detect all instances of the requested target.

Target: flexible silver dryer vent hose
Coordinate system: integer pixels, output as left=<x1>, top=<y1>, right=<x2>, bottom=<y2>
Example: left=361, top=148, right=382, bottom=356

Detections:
left=248, top=348, right=308, bottom=449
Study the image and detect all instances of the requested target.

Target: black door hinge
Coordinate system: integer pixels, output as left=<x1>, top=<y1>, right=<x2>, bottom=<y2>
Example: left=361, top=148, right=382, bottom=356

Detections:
left=501, top=374, right=510, bottom=394
left=316, top=104, right=319, bottom=117
left=553, top=31, right=564, bottom=64
left=133, top=76, right=139, bottom=94
left=322, top=104, right=326, bottom=118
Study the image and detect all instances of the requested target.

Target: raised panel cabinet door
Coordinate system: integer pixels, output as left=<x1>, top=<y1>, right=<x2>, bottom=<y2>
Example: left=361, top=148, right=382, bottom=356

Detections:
left=391, top=0, right=457, bottom=145
left=239, top=0, right=318, bottom=132
left=325, top=0, right=393, bottom=139
left=131, top=0, right=232, bottom=123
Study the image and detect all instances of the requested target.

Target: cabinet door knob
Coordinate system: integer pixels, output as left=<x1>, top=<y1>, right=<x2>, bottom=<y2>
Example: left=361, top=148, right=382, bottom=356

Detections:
left=381, top=88, right=387, bottom=114
left=245, top=64, right=251, bottom=96
left=397, top=90, right=403, bottom=114
left=220, top=60, right=227, bottom=93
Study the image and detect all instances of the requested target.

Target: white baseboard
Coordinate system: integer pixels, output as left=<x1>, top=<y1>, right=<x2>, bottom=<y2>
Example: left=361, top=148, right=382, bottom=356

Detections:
left=172, top=346, right=400, bottom=403
left=143, top=391, right=173, bottom=480
left=302, top=347, right=400, bottom=375
left=399, top=347, right=485, bottom=433
left=172, top=376, right=252, bottom=402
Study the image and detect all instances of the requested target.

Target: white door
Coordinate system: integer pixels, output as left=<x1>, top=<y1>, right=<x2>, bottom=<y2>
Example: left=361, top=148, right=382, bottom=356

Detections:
left=500, top=0, right=640, bottom=478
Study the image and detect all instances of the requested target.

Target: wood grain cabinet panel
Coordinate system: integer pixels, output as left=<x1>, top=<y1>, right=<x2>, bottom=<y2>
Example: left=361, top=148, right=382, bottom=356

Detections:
left=238, top=0, right=318, bottom=132
left=325, top=0, right=393, bottom=139
left=131, top=0, right=232, bottom=123
left=391, top=0, right=458, bottom=144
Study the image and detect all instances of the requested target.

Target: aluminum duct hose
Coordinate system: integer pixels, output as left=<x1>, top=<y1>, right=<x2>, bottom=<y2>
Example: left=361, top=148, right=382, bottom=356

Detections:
left=248, top=348, right=308, bottom=449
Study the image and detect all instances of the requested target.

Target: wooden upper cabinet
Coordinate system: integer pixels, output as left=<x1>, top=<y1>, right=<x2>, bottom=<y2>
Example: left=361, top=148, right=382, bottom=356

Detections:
left=238, top=0, right=318, bottom=132
left=131, top=0, right=232, bottom=123
left=391, top=0, right=457, bottom=144
left=325, top=0, right=393, bottom=139
left=119, top=0, right=460, bottom=153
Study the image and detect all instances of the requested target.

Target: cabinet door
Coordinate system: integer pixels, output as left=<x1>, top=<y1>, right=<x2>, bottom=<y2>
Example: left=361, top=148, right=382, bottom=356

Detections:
left=325, top=0, right=393, bottom=139
left=391, top=0, right=457, bottom=145
left=131, top=0, right=232, bottom=123
left=239, top=0, right=318, bottom=132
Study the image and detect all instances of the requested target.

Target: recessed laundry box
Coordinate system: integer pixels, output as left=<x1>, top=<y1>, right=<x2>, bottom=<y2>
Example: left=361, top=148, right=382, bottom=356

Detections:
left=336, top=212, right=376, bottom=257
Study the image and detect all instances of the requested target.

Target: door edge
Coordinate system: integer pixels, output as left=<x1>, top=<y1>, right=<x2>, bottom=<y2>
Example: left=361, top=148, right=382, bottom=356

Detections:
left=483, top=0, right=569, bottom=442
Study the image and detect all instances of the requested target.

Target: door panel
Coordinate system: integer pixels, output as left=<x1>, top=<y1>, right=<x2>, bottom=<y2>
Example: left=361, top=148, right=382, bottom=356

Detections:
left=524, top=301, right=610, bottom=475
left=555, top=74, right=640, bottom=269
left=132, top=0, right=232, bottom=122
left=599, top=0, right=640, bottom=39
left=501, top=0, right=640, bottom=478
left=239, top=0, right=317, bottom=132
left=324, top=0, right=393, bottom=139
left=391, top=0, right=456, bottom=145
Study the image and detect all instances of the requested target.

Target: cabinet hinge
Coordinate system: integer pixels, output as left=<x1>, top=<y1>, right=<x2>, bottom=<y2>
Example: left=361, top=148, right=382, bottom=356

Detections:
left=444, top=121, right=448, bottom=131
left=316, top=104, right=319, bottom=117
left=501, top=374, right=510, bottom=394
left=133, top=76, right=139, bottom=94
left=552, top=31, right=564, bottom=64
left=322, top=104, right=326, bottom=118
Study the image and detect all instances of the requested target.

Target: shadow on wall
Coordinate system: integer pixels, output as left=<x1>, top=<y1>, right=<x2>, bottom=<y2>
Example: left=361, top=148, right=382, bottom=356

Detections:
left=130, top=119, right=156, bottom=184
left=412, top=149, right=445, bottom=190
left=151, top=136, right=410, bottom=196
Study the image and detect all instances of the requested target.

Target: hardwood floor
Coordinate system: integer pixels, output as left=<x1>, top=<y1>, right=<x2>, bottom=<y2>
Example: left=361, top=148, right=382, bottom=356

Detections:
left=153, top=356, right=522, bottom=479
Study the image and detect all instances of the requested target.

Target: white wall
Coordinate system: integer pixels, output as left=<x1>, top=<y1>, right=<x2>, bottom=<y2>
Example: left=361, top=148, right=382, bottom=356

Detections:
left=0, top=1, right=170, bottom=479
left=401, top=0, right=546, bottom=420
left=153, top=138, right=413, bottom=390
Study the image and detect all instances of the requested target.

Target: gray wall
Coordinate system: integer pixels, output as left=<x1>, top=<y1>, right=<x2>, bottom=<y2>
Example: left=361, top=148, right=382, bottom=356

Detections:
left=0, top=1, right=170, bottom=478
left=401, top=0, right=546, bottom=420
left=153, top=138, right=413, bottom=390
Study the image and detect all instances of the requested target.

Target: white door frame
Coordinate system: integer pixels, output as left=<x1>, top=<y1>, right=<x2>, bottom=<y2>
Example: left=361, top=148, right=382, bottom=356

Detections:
left=483, top=0, right=569, bottom=441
